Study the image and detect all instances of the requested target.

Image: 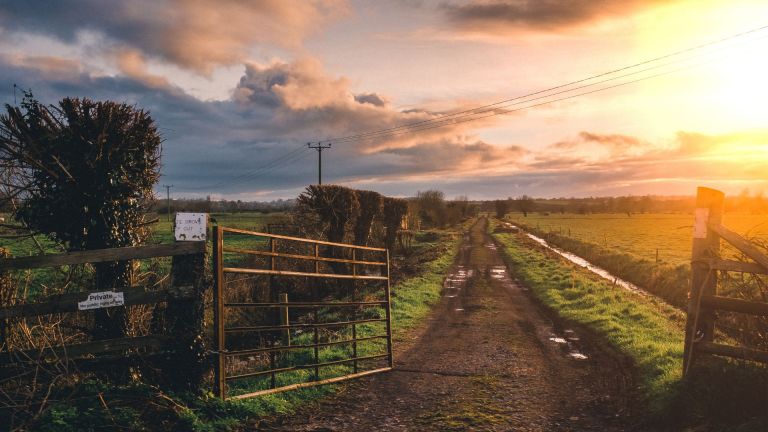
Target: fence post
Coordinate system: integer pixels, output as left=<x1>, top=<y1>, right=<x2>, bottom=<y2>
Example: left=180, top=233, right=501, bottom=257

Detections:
left=162, top=213, right=209, bottom=392
left=213, top=225, right=226, bottom=398
left=683, top=187, right=723, bottom=375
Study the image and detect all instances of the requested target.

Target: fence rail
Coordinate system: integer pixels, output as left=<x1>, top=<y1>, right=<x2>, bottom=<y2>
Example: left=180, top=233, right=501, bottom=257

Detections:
left=0, top=237, right=208, bottom=383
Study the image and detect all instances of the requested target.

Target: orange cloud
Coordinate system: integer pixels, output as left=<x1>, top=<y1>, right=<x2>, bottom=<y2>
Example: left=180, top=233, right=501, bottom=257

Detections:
left=115, top=49, right=172, bottom=90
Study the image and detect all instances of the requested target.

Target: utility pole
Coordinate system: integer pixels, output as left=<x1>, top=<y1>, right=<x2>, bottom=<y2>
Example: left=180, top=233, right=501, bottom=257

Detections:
left=163, top=184, right=174, bottom=221
left=307, top=142, right=331, bottom=185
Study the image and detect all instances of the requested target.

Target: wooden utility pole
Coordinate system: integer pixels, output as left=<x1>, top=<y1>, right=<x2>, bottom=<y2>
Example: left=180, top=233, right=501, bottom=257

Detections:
left=307, top=142, right=331, bottom=185
left=164, top=184, right=174, bottom=221
left=683, top=186, right=724, bottom=375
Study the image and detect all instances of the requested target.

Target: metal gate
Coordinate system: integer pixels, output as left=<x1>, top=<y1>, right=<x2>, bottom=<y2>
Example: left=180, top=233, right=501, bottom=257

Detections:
left=212, top=226, right=393, bottom=399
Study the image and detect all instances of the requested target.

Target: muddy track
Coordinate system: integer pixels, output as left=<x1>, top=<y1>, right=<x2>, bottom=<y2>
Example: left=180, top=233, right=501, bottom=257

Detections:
left=258, top=218, right=637, bottom=431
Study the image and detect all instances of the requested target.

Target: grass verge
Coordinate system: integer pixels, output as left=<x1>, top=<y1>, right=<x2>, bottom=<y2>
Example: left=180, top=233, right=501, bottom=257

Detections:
left=490, top=219, right=767, bottom=431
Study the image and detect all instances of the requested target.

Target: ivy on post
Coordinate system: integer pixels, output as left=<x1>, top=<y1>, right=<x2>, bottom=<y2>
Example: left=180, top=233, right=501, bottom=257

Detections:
left=161, top=212, right=209, bottom=391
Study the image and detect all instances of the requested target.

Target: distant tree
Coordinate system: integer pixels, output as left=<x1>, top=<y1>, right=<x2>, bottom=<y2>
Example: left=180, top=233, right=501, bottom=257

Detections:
left=494, top=199, right=509, bottom=218
left=514, top=195, right=536, bottom=217
left=296, top=185, right=359, bottom=243
left=416, top=189, right=447, bottom=228
left=353, top=189, right=383, bottom=246
left=0, top=94, right=161, bottom=342
left=382, top=197, right=408, bottom=252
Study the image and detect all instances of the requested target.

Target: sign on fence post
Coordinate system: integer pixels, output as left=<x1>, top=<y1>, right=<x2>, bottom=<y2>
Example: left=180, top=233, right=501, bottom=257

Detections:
left=174, top=213, right=208, bottom=241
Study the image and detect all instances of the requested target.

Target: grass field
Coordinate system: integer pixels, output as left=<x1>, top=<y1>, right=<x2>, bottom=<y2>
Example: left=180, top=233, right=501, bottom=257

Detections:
left=504, top=212, right=768, bottom=267
left=490, top=219, right=768, bottom=431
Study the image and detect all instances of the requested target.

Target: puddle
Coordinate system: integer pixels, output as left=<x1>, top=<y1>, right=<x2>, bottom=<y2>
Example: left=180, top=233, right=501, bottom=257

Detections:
left=548, top=331, right=590, bottom=361
left=505, top=224, right=646, bottom=295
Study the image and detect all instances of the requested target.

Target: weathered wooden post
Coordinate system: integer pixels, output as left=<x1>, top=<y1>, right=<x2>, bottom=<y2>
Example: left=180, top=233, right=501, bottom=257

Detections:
left=162, top=212, right=209, bottom=391
left=683, top=187, right=723, bottom=375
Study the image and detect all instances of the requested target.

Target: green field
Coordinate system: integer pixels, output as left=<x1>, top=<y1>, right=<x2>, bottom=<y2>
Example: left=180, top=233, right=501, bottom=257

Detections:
left=504, top=212, right=768, bottom=267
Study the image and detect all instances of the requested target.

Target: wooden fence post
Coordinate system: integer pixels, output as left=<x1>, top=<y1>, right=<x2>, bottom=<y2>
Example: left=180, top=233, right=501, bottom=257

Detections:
left=683, top=187, right=724, bottom=375
left=161, top=213, right=209, bottom=392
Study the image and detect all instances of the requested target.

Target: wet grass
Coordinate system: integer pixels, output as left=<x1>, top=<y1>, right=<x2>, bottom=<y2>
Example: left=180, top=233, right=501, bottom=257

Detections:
left=490, top=219, right=768, bottom=431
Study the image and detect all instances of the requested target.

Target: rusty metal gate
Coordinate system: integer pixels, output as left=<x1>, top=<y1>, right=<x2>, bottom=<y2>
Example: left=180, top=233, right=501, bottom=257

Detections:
left=212, top=226, right=393, bottom=399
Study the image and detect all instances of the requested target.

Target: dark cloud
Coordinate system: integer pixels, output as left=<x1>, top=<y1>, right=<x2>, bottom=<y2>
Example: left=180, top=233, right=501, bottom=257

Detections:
left=444, top=0, right=673, bottom=33
left=354, top=93, right=388, bottom=107
left=0, top=0, right=348, bottom=73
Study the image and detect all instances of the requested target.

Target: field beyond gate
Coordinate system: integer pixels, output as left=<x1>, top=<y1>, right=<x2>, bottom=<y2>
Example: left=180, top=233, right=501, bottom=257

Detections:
left=212, top=226, right=393, bottom=399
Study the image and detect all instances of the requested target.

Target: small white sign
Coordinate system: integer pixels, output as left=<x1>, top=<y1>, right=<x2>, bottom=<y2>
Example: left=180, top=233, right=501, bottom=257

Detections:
left=175, top=212, right=208, bottom=241
left=78, top=291, right=125, bottom=311
left=693, top=208, right=709, bottom=239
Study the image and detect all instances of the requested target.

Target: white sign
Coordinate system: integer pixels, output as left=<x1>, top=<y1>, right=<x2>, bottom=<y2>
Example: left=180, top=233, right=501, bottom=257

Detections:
left=175, top=212, right=208, bottom=241
left=78, top=291, right=125, bottom=311
left=693, top=208, right=709, bottom=239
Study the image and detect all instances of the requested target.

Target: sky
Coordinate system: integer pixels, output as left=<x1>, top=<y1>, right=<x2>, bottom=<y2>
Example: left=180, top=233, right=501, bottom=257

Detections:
left=1, top=0, right=767, bottom=201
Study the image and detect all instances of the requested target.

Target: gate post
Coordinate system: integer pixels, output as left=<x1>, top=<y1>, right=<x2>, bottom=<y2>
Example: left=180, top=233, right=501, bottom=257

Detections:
left=683, top=187, right=723, bottom=375
left=162, top=213, right=209, bottom=392
left=213, top=225, right=226, bottom=398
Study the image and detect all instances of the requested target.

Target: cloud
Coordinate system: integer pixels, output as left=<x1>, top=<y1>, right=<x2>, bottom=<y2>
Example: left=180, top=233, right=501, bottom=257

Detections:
left=115, top=49, right=173, bottom=90
left=4, top=54, right=83, bottom=78
left=354, top=93, right=388, bottom=107
left=443, top=0, right=675, bottom=35
left=231, top=57, right=503, bottom=153
left=0, top=0, right=349, bottom=73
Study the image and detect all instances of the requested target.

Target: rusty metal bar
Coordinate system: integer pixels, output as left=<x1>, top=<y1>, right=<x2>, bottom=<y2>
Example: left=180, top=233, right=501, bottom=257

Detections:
left=313, top=307, right=320, bottom=380
left=384, top=249, right=393, bottom=368
left=223, top=247, right=386, bottom=267
left=224, top=301, right=387, bottom=308
left=226, top=335, right=388, bottom=357
left=229, top=367, right=392, bottom=400
left=224, top=318, right=387, bottom=333
left=222, top=267, right=388, bottom=280
left=220, top=227, right=385, bottom=252
left=225, top=354, right=391, bottom=381
left=213, top=225, right=226, bottom=398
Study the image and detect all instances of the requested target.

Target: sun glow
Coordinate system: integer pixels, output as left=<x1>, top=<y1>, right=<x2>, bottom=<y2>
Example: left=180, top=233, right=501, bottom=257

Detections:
left=632, top=1, right=768, bottom=135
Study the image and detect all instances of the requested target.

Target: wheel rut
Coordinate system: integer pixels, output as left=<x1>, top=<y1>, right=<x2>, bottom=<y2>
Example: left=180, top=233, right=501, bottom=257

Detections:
left=256, top=217, right=636, bottom=431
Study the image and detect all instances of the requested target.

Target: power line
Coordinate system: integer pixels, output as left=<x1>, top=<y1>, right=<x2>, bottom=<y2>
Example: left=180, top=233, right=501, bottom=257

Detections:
left=318, top=23, right=768, bottom=145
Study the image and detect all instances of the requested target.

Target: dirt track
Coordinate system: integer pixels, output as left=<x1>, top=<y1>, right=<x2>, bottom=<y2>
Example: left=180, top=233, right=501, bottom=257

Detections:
left=259, top=217, right=637, bottom=431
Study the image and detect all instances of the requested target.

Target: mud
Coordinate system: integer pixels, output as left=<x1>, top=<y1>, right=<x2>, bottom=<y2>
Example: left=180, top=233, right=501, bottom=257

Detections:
left=255, top=217, right=637, bottom=431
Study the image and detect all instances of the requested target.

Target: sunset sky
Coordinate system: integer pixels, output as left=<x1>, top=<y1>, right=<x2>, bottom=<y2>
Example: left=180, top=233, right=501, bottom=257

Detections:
left=1, top=0, right=767, bottom=200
